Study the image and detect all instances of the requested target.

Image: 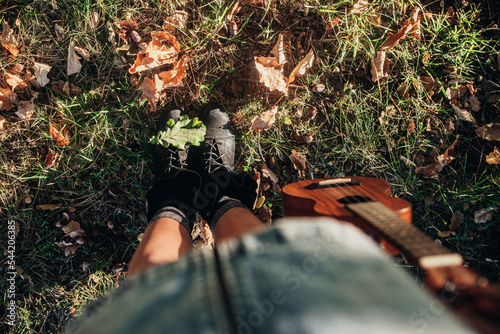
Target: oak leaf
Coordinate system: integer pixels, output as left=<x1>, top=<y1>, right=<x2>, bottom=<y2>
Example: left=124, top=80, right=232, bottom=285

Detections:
left=156, top=55, right=189, bottom=88
left=251, top=106, right=278, bottom=130
left=288, top=49, right=315, bottom=84
left=16, top=97, right=37, bottom=120
left=163, top=11, right=189, bottom=31
left=50, top=124, right=70, bottom=146
left=1, top=22, right=19, bottom=56
left=129, top=32, right=180, bottom=74
left=67, top=41, right=82, bottom=76
left=476, top=123, right=500, bottom=141
left=45, top=148, right=58, bottom=167
left=62, top=221, right=86, bottom=238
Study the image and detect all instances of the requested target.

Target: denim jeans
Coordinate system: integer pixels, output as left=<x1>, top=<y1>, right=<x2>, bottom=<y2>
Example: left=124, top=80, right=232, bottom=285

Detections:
left=67, top=218, right=474, bottom=334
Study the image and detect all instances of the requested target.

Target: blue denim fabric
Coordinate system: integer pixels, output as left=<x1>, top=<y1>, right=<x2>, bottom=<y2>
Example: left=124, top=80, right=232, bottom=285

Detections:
left=67, top=218, right=475, bottom=334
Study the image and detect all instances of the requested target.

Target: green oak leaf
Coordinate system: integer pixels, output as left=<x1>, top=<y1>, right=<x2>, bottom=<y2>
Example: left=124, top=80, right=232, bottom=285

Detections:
left=149, top=115, right=206, bottom=150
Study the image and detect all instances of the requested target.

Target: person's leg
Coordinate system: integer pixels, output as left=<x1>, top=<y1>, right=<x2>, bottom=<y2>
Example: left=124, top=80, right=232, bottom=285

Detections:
left=128, top=218, right=192, bottom=277
left=213, top=207, right=265, bottom=243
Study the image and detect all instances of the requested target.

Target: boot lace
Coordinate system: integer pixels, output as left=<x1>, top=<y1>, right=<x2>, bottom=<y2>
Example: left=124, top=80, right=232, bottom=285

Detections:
left=204, top=140, right=229, bottom=173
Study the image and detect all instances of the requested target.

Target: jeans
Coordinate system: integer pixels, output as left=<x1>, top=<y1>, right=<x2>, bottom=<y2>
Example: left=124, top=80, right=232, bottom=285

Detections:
left=67, top=218, right=474, bottom=334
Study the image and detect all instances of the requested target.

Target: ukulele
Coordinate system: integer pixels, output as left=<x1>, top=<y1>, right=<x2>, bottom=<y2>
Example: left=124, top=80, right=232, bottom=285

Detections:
left=282, top=177, right=500, bottom=334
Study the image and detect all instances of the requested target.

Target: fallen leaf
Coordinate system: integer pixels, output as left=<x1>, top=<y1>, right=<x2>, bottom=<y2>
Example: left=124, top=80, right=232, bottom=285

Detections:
left=270, top=33, right=287, bottom=65
left=450, top=211, right=463, bottom=231
left=139, top=77, right=158, bottom=111
left=257, top=205, right=272, bottom=224
left=1, top=22, right=19, bottom=56
left=290, top=150, right=307, bottom=179
left=16, top=98, right=36, bottom=120
left=62, top=221, right=86, bottom=238
left=50, top=124, right=70, bottom=146
left=438, top=230, right=455, bottom=238
left=408, top=119, right=416, bottom=135
left=371, top=51, right=389, bottom=82
left=452, top=105, right=476, bottom=123
left=163, top=11, right=189, bottom=31
left=73, top=46, right=89, bottom=60
left=67, top=41, right=82, bottom=76
left=444, top=118, right=455, bottom=133
left=118, top=19, right=138, bottom=30
left=445, top=86, right=467, bottom=100
left=474, top=208, right=496, bottom=224
left=156, top=55, right=189, bottom=88
left=45, top=148, right=58, bottom=167
left=36, top=204, right=61, bottom=210
left=130, top=30, right=141, bottom=43
left=254, top=56, right=287, bottom=94
left=33, top=62, right=52, bottom=87
left=129, top=32, right=180, bottom=74
left=6, top=73, right=27, bottom=91
left=486, top=147, right=500, bottom=164
left=0, top=115, right=5, bottom=130
left=0, top=88, right=17, bottom=111
left=475, top=123, right=500, bottom=141
left=380, top=21, right=413, bottom=51
left=288, top=49, right=315, bottom=84
left=251, top=106, right=278, bottom=130
left=7, top=63, right=24, bottom=74
left=55, top=24, right=64, bottom=38
left=469, top=95, right=481, bottom=112
left=89, top=12, right=99, bottom=30
left=415, top=136, right=459, bottom=177
left=327, top=18, right=341, bottom=29
left=350, top=0, right=369, bottom=14
left=261, top=163, right=279, bottom=184
left=419, top=75, right=438, bottom=92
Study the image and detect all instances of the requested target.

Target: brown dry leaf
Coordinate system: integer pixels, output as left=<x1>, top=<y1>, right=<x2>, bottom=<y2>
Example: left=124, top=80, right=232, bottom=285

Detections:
left=16, top=97, right=37, bottom=120
left=67, top=41, right=82, bottom=76
left=407, top=7, right=421, bottom=40
left=156, top=55, right=189, bottom=88
left=288, top=49, right=315, bottom=84
left=241, top=0, right=265, bottom=6
left=1, top=22, right=19, bottom=56
left=444, top=118, right=455, bottom=133
left=0, top=115, right=5, bottom=130
left=351, top=0, right=369, bottom=14
left=474, top=208, right=496, bottom=224
left=251, top=106, right=278, bottom=130
left=89, top=12, right=99, bottom=30
left=290, top=150, right=307, bottom=179
left=438, top=230, right=455, bottom=238
left=415, top=136, right=459, bottom=177
left=469, top=95, right=481, bottom=112
left=33, top=62, right=51, bottom=87
left=45, top=148, right=58, bottom=167
left=371, top=51, right=389, bottom=82
left=419, top=75, right=438, bottom=92
left=450, top=211, right=463, bottom=231
left=452, top=105, right=476, bottom=124
left=261, top=164, right=279, bottom=184
left=380, top=21, right=413, bottom=51
left=50, top=124, right=70, bottom=146
left=254, top=57, right=287, bottom=94
left=486, top=147, right=500, bottom=165
left=139, top=77, right=158, bottom=111
left=129, top=32, right=180, bottom=74
left=408, top=119, right=416, bottom=135
left=36, top=204, right=61, bottom=210
left=0, top=88, right=17, bottom=111
left=118, top=19, right=138, bottom=30
left=8, top=63, right=24, bottom=74
left=270, top=33, right=287, bottom=65
left=163, top=11, right=189, bottom=31
left=445, top=86, right=467, bottom=100
left=6, top=73, right=27, bottom=91
left=73, top=46, right=89, bottom=61
left=62, top=221, right=86, bottom=238
left=327, top=18, right=341, bottom=29
left=257, top=205, right=272, bottom=224
left=476, top=123, right=500, bottom=141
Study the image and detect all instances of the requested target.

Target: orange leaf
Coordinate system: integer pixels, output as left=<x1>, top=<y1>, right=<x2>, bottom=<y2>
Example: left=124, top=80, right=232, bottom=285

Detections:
left=129, top=40, right=178, bottom=74
left=118, top=19, right=138, bottom=30
left=327, top=18, right=341, bottom=29
left=486, top=147, right=500, bottom=165
left=36, top=204, right=61, bottom=210
left=139, top=77, right=158, bottom=111
left=380, top=22, right=413, bottom=51
left=0, top=87, right=17, bottom=111
left=45, top=148, right=58, bottom=167
left=1, top=22, right=19, bottom=57
left=5, top=73, right=27, bottom=91
left=50, top=125, right=70, bottom=146
left=157, top=55, right=189, bottom=88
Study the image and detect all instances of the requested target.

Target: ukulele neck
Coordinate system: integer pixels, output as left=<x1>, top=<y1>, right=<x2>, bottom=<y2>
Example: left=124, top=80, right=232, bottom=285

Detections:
left=347, top=201, right=463, bottom=269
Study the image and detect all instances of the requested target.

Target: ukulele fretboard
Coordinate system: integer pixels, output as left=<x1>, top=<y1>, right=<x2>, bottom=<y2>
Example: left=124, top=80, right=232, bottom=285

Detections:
left=347, top=201, right=463, bottom=268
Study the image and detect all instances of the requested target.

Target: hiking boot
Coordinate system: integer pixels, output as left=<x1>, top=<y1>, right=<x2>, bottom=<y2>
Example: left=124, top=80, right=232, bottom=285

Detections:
left=199, top=102, right=235, bottom=174
left=153, top=106, right=190, bottom=179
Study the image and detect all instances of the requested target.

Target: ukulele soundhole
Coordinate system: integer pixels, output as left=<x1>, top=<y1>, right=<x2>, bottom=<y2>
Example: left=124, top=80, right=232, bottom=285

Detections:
left=337, top=196, right=372, bottom=204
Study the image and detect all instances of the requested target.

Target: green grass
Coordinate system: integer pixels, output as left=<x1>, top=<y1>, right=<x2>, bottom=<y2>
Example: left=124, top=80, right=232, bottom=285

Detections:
left=1, top=0, right=500, bottom=332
